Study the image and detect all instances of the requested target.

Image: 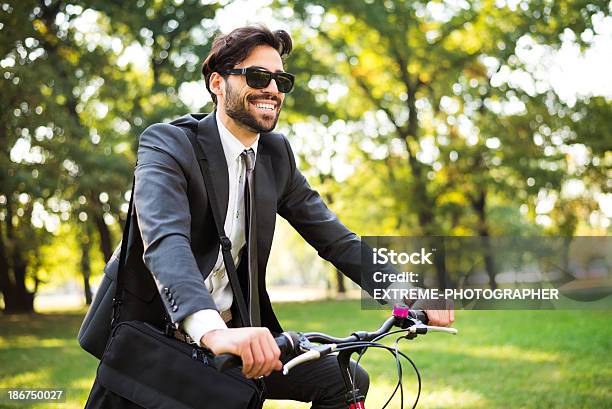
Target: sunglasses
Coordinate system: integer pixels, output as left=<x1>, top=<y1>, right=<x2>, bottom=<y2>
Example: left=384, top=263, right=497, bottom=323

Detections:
left=221, top=67, right=295, bottom=93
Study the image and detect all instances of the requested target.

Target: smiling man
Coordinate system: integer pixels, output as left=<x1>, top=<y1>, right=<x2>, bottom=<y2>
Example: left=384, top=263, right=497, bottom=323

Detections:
left=104, top=25, right=453, bottom=408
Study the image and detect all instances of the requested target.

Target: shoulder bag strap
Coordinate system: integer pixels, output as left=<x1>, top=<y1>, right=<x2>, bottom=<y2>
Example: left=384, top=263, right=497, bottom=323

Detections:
left=111, top=176, right=135, bottom=328
left=184, top=130, right=251, bottom=327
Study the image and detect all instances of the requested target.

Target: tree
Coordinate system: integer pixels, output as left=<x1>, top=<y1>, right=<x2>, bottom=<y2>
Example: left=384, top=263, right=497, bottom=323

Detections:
left=279, top=0, right=609, bottom=290
left=0, top=0, right=220, bottom=312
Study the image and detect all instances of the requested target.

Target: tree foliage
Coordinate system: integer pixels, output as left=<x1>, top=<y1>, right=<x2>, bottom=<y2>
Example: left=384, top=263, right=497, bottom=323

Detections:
left=281, top=0, right=609, bottom=236
left=0, top=0, right=219, bottom=312
left=1, top=0, right=609, bottom=311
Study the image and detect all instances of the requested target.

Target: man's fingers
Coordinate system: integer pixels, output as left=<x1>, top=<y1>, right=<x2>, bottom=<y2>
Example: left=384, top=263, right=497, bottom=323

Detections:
left=425, top=310, right=454, bottom=327
left=210, top=328, right=283, bottom=378
left=264, top=330, right=281, bottom=361
left=261, top=345, right=276, bottom=376
left=429, top=310, right=440, bottom=326
left=240, top=342, right=254, bottom=378
left=263, top=331, right=282, bottom=374
left=257, top=335, right=273, bottom=377
left=246, top=338, right=265, bottom=378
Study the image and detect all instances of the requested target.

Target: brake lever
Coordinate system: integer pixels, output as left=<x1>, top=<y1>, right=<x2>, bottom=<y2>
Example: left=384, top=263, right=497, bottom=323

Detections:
left=407, top=324, right=458, bottom=335
left=282, top=344, right=336, bottom=375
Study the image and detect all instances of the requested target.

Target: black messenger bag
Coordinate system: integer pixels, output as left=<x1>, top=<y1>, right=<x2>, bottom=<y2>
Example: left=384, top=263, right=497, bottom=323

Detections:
left=84, top=127, right=263, bottom=409
left=91, top=321, right=263, bottom=409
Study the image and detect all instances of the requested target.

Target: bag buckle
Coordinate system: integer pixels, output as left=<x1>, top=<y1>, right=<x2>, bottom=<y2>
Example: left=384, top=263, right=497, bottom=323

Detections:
left=220, top=236, right=232, bottom=251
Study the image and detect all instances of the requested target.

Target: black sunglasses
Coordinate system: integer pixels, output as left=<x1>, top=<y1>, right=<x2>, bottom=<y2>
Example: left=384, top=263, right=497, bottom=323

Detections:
left=221, top=67, right=295, bottom=93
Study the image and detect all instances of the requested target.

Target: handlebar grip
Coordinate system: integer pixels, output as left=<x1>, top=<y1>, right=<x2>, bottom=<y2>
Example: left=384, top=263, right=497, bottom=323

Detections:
left=412, top=310, right=429, bottom=325
left=213, top=353, right=242, bottom=372
left=277, top=331, right=300, bottom=362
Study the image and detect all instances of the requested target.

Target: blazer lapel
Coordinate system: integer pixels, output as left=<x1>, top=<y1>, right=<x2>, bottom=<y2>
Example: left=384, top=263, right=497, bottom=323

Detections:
left=196, top=112, right=229, bottom=223
left=253, top=135, right=277, bottom=263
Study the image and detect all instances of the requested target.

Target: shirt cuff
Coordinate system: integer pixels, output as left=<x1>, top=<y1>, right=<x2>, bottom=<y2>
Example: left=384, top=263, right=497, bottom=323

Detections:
left=182, top=309, right=228, bottom=347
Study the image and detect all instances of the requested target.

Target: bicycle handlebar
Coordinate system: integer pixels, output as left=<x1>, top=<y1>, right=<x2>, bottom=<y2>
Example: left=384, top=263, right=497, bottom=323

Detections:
left=212, top=306, right=447, bottom=373
left=214, top=332, right=297, bottom=372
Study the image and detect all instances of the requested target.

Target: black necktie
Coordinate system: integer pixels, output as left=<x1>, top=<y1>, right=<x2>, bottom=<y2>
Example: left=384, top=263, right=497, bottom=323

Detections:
left=241, top=148, right=260, bottom=326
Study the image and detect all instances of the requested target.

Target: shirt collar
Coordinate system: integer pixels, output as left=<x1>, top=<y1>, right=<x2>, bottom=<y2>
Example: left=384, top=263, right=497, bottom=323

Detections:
left=216, top=111, right=259, bottom=165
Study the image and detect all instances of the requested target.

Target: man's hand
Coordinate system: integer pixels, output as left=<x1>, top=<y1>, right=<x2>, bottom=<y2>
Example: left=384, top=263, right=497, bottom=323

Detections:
left=201, top=327, right=282, bottom=379
left=425, top=309, right=454, bottom=327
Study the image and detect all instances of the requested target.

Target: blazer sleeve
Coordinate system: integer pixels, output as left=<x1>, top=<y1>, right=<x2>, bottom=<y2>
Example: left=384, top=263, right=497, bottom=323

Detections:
left=277, top=136, right=394, bottom=296
left=134, top=123, right=218, bottom=324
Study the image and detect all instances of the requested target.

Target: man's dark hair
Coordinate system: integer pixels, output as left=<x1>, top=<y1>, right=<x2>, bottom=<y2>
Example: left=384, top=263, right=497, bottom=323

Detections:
left=202, top=25, right=293, bottom=104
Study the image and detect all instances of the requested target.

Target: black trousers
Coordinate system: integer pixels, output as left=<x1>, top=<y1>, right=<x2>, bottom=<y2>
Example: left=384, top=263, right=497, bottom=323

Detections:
left=264, top=354, right=369, bottom=409
left=85, top=356, right=369, bottom=409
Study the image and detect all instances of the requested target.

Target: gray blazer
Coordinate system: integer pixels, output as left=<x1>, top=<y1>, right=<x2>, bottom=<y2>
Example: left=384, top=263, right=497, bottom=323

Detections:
left=79, top=112, right=387, bottom=357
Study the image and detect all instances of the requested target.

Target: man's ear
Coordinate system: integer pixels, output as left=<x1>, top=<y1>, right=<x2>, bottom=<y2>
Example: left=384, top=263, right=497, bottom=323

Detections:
left=209, top=72, right=224, bottom=100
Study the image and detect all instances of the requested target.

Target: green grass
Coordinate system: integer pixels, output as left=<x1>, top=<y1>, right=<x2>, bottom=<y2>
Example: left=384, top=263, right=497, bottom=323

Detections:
left=1, top=301, right=611, bottom=408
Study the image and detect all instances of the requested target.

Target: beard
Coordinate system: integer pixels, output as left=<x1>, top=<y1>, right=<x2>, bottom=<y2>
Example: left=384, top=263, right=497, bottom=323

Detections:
left=223, top=81, right=281, bottom=133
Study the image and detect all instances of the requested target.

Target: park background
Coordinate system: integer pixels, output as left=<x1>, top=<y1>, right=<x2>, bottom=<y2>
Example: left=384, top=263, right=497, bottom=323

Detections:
left=0, top=0, right=610, bottom=408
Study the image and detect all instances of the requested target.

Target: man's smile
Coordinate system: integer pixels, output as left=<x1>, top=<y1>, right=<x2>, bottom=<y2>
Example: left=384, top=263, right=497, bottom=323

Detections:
left=247, top=95, right=280, bottom=114
left=253, top=101, right=276, bottom=111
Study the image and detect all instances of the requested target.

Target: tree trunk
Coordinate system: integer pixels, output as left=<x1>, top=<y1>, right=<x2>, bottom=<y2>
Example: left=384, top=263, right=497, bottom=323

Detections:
left=0, top=220, right=13, bottom=311
left=472, top=187, right=498, bottom=290
left=481, top=236, right=498, bottom=290
left=80, top=226, right=93, bottom=305
left=335, top=269, right=346, bottom=294
left=93, top=211, right=113, bottom=262
left=11, top=252, right=32, bottom=308
left=1, top=198, right=34, bottom=313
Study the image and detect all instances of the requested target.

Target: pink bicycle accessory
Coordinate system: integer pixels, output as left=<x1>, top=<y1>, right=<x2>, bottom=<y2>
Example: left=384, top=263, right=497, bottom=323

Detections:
left=392, top=303, right=411, bottom=319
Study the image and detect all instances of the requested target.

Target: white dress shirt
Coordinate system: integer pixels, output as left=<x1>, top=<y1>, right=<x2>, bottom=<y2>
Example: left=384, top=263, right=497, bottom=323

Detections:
left=181, top=112, right=258, bottom=345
